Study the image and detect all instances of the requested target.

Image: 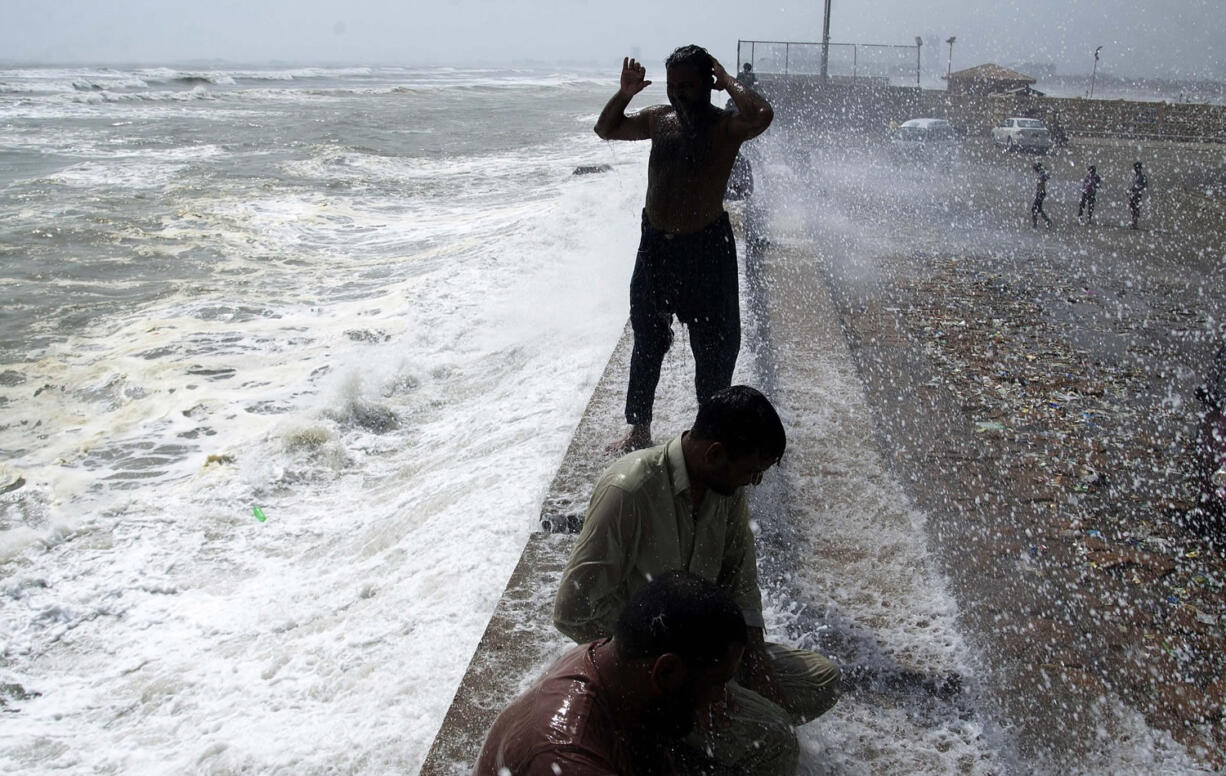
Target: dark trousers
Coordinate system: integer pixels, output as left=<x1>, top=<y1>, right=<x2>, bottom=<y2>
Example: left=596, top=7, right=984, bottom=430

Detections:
left=1078, top=192, right=1096, bottom=222
left=626, top=211, right=740, bottom=425
left=1129, top=194, right=1142, bottom=227
left=1031, top=193, right=1050, bottom=226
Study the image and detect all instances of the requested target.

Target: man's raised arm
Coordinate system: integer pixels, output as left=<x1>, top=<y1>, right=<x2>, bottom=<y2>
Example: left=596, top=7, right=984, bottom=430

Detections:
left=594, top=57, right=656, bottom=141
left=714, top=57, right=773, bottom=141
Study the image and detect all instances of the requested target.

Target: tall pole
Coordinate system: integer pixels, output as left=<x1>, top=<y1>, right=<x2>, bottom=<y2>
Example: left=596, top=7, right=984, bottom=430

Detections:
left=915, top=36, right=923, bottom=88
left=820, top=0, right=832, bottom=83
left=1089, top=45, right=1102, bottom=98
left=945, top=35, right=956, bottom=80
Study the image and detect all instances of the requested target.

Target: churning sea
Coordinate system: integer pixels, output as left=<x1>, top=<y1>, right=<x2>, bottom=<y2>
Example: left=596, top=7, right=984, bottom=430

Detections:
left=0, top=64, right=644, bottom=773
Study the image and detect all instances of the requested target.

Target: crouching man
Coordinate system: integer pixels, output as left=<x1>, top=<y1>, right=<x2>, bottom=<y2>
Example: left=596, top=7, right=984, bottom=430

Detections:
left=553, top=386, right=841, bottom=776
left=475, top=571, right=747, bottom=776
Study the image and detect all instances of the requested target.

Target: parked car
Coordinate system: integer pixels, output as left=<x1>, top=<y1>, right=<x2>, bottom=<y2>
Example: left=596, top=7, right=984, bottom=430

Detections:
left=892, top=118, right=957, bottom=156
left=1195, top=343, right=1226, bottom=524
left=992, top=117, right=1052, bottom=153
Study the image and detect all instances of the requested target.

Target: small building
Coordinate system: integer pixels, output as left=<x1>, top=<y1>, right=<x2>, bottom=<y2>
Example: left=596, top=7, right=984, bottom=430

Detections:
left=946, top=63, right=1037, bottom=96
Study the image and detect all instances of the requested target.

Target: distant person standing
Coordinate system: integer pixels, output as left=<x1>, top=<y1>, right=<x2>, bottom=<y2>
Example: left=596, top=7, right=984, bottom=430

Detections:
left=594, top=46, right=774, bottom=453
left=1077, top=164, right=1102, bottom=224
left=1128, top=161, right=1148, bottom=229
left=738, top=61, right=757, bottom=87
left=1031, top=162, right=1052, bottom=228
left=1049, top=112, right=1068, bottom=148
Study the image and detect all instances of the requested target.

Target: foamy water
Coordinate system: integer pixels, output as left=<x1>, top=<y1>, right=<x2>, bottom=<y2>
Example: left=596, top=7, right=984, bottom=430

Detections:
left=0, top=65, right=645, bottom=773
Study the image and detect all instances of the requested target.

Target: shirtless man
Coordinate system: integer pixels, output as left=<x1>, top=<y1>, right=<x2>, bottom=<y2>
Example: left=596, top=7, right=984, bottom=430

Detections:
left=596, top=45, right=774, bottom=452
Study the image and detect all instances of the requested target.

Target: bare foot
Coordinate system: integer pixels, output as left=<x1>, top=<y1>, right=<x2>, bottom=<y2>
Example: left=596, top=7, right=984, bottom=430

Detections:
left=607, top=424, right=652, bottom=454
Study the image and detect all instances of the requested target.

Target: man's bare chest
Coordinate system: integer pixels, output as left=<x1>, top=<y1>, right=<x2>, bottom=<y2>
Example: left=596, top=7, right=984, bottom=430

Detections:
left=650, top=116, right=731, bottom=171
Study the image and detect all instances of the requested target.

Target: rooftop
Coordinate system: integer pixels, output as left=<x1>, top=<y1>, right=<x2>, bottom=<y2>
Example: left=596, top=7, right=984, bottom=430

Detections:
left=948, top=63, right=1037, bottom=83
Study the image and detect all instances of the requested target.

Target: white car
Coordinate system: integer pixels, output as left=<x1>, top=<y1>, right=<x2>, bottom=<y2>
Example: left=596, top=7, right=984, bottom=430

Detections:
left=892, top=118, right=957, bottom=155
left=992, top=117, right=1052, bottom=153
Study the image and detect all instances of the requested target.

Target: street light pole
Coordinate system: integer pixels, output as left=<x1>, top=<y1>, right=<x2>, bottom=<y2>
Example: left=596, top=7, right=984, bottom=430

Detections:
left=915, top=36, right=923, bottom=88
left=945, top=36, right=957, bottom=81
left=1088, top=45, right=1102, bottom=98
left=820, top=0, right=832, bottom=83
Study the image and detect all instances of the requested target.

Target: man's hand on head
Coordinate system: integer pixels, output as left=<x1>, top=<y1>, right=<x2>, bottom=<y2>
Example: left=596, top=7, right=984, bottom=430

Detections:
left=620, top=57, right=651, bottom=97
left=710, top=57, right=731, bottom=91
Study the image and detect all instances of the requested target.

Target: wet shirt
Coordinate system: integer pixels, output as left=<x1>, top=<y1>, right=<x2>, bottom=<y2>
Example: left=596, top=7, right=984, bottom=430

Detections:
left=553, top=435, right=764, bottom=644
left=1082, top=172, right=1102, bottom=194
left=473, top=641, right=634, bottom=776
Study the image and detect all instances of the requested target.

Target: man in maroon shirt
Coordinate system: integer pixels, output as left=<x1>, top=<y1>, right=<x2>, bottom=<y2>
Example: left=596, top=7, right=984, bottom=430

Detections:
left=474, top=572, right=747, bottom=776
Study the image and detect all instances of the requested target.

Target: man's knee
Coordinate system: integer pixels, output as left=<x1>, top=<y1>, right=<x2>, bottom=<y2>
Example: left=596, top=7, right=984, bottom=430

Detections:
left=698, top=706, right=798, bottom=776
left=631, top=310, right=673, bottom=351
left=691, top=316, right=740, bottom=370
left=798, top=658, right=842, bottom=722
left=744, top=715, right=799, bottom=776
left=766, top=645, right=842, bottom=724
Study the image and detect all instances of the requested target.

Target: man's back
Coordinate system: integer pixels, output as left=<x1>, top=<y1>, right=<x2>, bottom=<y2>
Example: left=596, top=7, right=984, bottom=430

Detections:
left=473, top=643, right=630, bottom=776
left=553, top=436, right=763, bottom=644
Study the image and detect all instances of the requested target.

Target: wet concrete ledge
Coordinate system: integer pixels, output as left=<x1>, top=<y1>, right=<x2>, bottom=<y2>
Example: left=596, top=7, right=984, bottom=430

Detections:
left=419, top=323, right=704, bottom=775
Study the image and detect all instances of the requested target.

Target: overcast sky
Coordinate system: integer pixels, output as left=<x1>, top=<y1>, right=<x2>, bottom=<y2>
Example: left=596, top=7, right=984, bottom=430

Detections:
left=2, top=0, right=1222, bottom=80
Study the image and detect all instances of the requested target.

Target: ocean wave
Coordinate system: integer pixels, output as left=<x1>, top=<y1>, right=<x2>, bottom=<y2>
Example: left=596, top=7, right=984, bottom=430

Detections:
left=0, top=68, right=152, bottom=94
left=131, top=66, right=380, bottom=85
left=137, top=68, right=236, bottom=86
left=67, top=85, right=217, bottom=104
left=404, top=76, right=608, bottom=93
left=0, top=82, right=43, bottom=94
left=33, top=149, right=219, bottom=189
left=234, top=66, right=376, bottom=80
left=278, top=142, right=575, bottom=194
left=1, top=66, right=607, bottom=102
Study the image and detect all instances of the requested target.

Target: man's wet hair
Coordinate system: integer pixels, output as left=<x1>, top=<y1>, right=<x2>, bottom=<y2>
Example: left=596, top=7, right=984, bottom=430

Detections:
left=666, top=44, right=714, bottom=83
left=690, top=385, right=786, bottom=462
left=615, top=571, right=746, bottom=665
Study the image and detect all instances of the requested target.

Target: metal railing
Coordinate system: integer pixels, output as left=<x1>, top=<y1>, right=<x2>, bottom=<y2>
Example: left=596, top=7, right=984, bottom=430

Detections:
left=736, top=39, right=921, bottom=87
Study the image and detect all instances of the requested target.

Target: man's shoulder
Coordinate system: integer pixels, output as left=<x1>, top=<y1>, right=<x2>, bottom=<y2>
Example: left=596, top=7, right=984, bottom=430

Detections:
left=599, top=442, right=672, bottom=494
left=639, top=104, right=674, bottom=127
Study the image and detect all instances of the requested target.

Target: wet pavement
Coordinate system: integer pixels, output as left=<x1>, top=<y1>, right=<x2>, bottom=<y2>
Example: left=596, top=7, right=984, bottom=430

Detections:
left=749, top=130, right=1226, bottom=770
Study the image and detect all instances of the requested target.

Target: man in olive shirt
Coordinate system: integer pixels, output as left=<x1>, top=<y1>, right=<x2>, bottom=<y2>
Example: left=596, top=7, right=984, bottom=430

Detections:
left=554, top=387, right=841, bottom=776
left=476, top=572, right=746, bottom=776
